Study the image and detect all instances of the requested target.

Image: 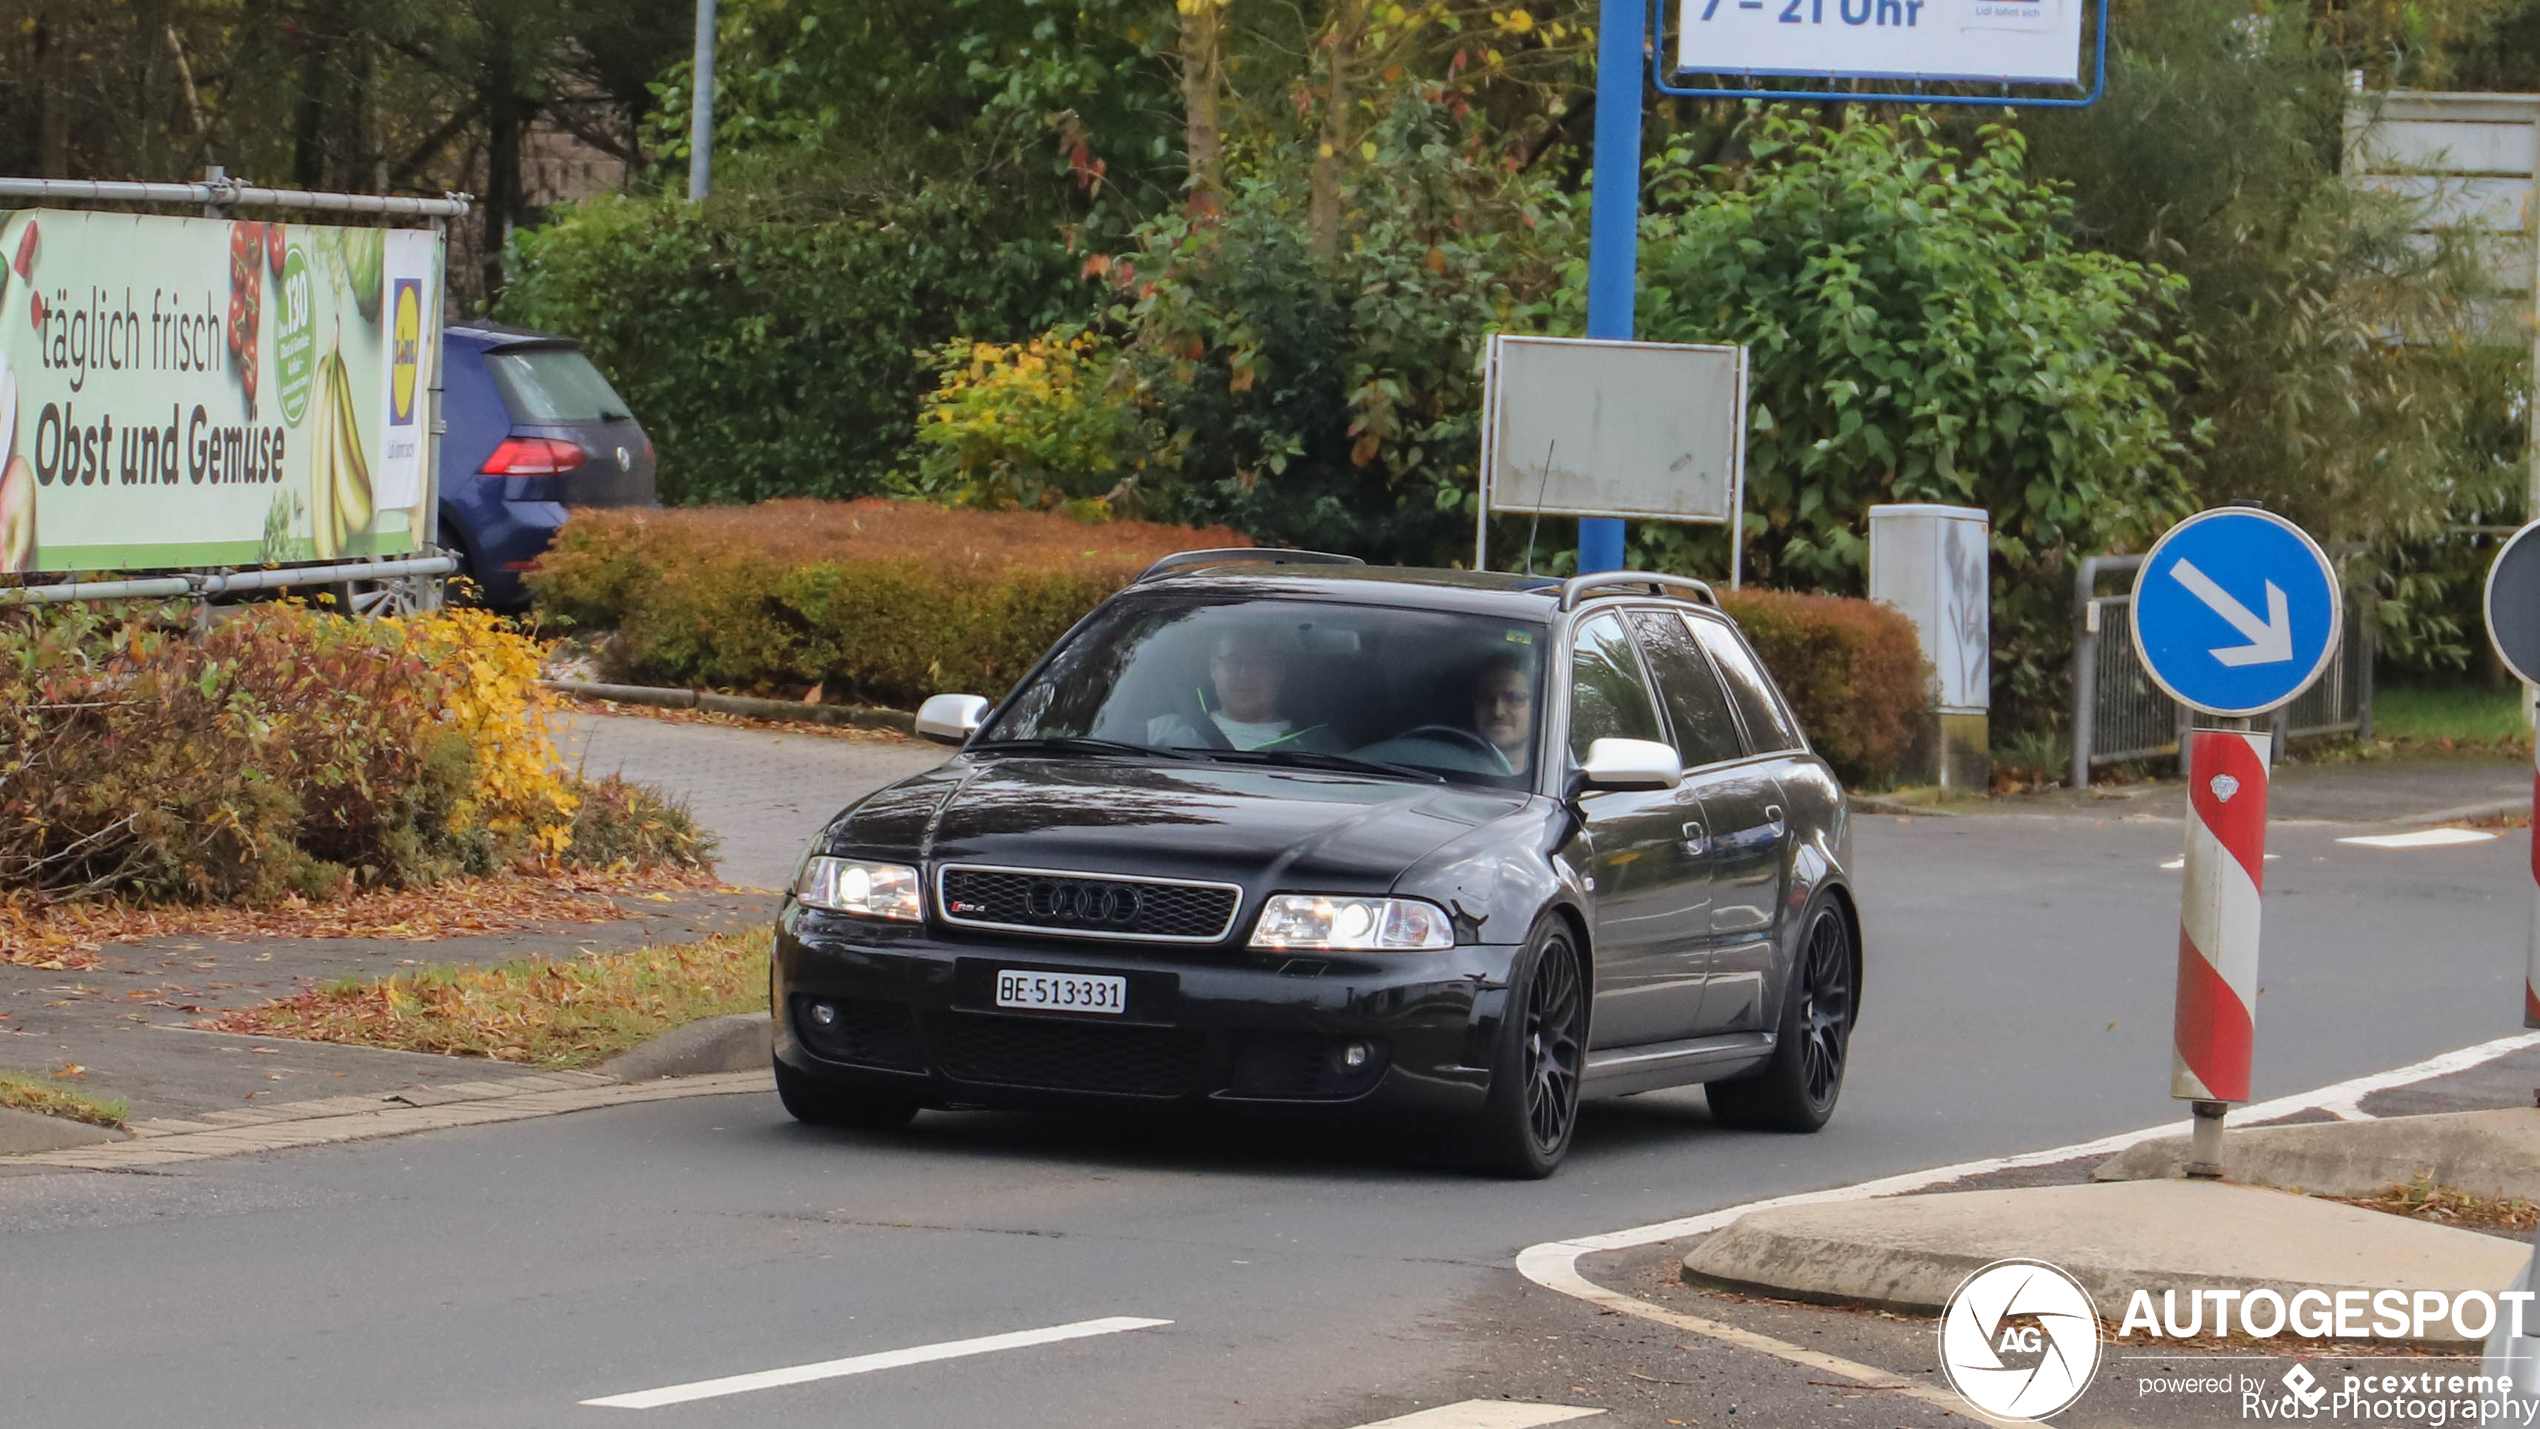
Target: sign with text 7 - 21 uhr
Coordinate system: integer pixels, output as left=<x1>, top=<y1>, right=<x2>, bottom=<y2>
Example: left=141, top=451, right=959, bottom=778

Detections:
left=0, top=209, right=441, bottom=575
left=1680, top=0, right=2085, bottom=86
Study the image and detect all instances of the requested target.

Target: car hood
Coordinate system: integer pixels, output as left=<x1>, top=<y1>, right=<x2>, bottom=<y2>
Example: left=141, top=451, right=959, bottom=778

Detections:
left=827, top=756, right=1532, bottom=893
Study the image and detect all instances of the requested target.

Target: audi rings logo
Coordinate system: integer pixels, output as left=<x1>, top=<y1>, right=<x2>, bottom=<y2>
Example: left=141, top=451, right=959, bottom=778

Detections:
left=1938, top=1259, right=2102, bottom=1422
left=1023, top=879, right=1145, bottom=927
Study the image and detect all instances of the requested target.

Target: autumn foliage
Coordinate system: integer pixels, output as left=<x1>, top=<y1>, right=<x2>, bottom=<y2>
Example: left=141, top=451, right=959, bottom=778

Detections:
left=529, top=498, right=1248, bottom=706
left=1719, top=590, right=1932, bottom=787
left=0, top=602, right=704, bottom=908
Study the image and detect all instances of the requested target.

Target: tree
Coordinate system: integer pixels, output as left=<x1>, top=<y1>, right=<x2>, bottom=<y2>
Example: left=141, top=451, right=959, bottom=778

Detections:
left=1617, top=113, right=2201, bottom=728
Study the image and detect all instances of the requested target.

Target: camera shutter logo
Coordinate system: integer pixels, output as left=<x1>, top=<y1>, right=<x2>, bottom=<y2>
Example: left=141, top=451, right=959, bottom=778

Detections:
left=1938, top=1259, right=2101, bottom=1421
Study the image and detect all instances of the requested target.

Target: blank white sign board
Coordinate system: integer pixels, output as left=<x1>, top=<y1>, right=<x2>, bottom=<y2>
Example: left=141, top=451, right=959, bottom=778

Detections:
left=1481, top=335, right=1747, bottom=525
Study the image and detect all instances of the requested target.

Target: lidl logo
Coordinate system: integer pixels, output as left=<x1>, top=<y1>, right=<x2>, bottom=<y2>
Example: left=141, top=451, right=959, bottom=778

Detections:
left=389, top=278, right=421, bottom=426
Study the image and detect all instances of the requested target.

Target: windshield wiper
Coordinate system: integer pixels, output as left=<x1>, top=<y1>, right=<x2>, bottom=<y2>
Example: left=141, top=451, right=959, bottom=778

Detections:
left=1176, top=747, right=1444, bottom=783
left=968, top=736, right=1194, bottom=760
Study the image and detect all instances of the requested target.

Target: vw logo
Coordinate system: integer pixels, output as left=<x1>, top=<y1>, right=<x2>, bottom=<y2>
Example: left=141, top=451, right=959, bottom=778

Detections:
left=1023, top=879, right=1143, bottom=926
left=615, top=446, right=632, bottom=472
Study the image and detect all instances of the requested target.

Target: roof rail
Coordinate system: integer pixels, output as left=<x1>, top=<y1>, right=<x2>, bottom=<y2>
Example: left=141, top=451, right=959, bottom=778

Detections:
left=1136, top=548, right=1367, bottom=582
left=1558, top=571, right=1720, bottom=611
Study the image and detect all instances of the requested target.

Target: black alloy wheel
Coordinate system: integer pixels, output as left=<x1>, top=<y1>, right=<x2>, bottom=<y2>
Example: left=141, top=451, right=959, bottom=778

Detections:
left=1707, top=897, right=1854, bottom=1133
left=1466, top=920, right=1588, bottom=1178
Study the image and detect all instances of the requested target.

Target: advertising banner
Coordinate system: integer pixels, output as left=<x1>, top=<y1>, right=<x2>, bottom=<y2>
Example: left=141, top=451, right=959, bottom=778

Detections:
left=0, top=209, right=441, bottom=574
left=1677, top=0, right=2086, bottom=86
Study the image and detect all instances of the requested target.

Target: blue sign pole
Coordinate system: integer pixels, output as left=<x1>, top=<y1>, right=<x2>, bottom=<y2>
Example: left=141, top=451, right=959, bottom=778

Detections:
left=1575, top=0, right=1642, bottom=577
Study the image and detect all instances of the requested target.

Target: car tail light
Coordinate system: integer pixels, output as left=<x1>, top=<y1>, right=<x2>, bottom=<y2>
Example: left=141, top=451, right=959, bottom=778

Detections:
left=480, top=437, right=587, bottom=476
left=644, top=437, right=656, bottom=467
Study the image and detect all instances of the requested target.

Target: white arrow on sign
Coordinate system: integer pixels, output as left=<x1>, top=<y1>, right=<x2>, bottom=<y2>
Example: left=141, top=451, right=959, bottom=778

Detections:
left=2170, top=559, right=2293, bottom=667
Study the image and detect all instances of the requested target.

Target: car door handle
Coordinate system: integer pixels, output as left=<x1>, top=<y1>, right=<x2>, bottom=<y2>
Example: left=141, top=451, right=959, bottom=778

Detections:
left=1680, top=821, right=1709, bottom=857
left=1764, top=804, right=1785, bottom=835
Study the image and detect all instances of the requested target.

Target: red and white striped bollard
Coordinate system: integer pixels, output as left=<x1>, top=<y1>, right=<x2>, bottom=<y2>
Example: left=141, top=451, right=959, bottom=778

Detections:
left=2527, top=735, right=2540, bottom=1028
left=2174, top=726, right=2271, bottom=1174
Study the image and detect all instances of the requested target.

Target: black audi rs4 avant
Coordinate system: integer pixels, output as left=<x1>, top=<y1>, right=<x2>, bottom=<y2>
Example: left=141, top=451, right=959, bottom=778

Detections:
left=771, top=551, right=1861, bottom=1176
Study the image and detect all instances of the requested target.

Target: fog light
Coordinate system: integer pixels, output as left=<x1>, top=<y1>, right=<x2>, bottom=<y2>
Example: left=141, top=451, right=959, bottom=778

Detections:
left=1341, top=1041, right=1371, bottom=1069
left=810, top=1002, right=839, bottom=1028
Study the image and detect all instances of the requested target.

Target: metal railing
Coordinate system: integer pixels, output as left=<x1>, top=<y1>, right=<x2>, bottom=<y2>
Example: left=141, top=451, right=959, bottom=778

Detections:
left=2068, top=553, right=2373, bottom=788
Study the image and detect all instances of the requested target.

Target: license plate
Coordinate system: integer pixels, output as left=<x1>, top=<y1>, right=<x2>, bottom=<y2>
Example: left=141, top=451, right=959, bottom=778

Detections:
left=994, top=970, right=1127, bottom=1015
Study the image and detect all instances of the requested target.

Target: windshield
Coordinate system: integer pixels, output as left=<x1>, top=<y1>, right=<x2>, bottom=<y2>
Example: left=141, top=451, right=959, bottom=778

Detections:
left=486, top=347, right=633, bottom=423
left=982, top=596, right=1548, bottom=788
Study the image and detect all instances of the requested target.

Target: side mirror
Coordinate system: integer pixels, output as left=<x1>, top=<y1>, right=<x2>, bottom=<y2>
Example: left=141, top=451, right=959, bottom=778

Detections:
left=915, top=693, right=990, bottom=746
left=1577, top=737, right=1683, bottom=792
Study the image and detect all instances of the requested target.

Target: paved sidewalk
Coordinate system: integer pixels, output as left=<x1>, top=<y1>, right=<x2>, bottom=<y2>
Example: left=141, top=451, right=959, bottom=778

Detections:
left=1939, top=753, right=2529, bottom=824
left=556, top=713, right=945, bottom=890
left=0, top=887, right=767, bottom=1119
left=0, top=1068, right=771, bottom=1175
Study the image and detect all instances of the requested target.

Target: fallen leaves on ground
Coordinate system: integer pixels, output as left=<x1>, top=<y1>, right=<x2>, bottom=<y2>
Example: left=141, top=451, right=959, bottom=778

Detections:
left=557, top=695, right=918, bottom=744
left=2334, top=1176, right=2540, bottom=1234
left=0, top=1068, right=128, bottom=1128
left=203, top=929, right=767, bottom=1069
left=0, top=868, right=727, bottom=971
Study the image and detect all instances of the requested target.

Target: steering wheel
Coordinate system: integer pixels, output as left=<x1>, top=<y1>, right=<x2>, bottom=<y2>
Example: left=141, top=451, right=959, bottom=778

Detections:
left=1394, top=724, right=1515, bottom=774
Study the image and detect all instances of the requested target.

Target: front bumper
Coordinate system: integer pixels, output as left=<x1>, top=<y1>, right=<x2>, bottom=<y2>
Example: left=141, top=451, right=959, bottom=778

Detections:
left=771, top=905, right=1518, bottom=1116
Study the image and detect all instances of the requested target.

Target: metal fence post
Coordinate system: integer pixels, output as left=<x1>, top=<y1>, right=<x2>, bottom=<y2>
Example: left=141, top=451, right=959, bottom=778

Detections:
left=2070, top=556, right=2101, bottom=789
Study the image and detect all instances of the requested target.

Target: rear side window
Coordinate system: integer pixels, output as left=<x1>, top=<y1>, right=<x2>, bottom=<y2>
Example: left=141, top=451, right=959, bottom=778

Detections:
left=485, top=347, right=632, bottom=423
left=1630, top=611, right=1744, bottom=768
left=1567, top=614, right=1666, bottom=762
left=1687, top=614, right=1804, bottom=753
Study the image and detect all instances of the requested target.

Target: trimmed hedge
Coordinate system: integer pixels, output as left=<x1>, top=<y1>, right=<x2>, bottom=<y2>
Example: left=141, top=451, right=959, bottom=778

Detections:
left=529, top=500, right=1250, bottom=707
left=1720, top=589, right=1932, bottom=787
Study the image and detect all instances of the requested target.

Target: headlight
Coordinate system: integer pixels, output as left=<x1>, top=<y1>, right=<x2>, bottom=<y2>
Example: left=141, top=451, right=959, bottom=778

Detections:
left=793, top=856, right=924, bottom=922
left=1248, top=895, right=1455, bottom=951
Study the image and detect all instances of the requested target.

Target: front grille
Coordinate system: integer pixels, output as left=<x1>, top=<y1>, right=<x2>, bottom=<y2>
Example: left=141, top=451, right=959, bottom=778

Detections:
left=791, top=995, right=925, bottom=1071
left=937, top=866, right=1240, bottom=943
left=927, top=1011, right=1208, bottom=1097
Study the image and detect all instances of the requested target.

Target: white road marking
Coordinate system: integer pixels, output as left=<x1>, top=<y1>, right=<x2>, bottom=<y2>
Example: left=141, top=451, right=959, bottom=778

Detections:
left=579, top=1316, right=1172, bottom=1410
left=1516, top=1031, right=2540, bottom=1426
left=1346, top=1403, right=1604, bottom=1428
left=2336, top=827, right=2499, bottom=849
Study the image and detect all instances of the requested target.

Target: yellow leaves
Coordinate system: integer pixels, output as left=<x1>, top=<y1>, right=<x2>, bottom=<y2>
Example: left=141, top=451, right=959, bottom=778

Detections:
left=1360, top=140, right=1379, bottom=161
left=1498, top=7, right=1535, bottom=33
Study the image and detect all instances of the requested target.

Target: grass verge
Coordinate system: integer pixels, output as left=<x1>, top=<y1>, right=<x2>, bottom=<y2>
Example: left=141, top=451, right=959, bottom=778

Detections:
left=0, top=1069, right=129, bottom=1128
left=2369, top=685, right=2531, bottom=749
left=2333, top=1176, right=2540, bottom=1236
left=206, top=930, right=767, bottom=1069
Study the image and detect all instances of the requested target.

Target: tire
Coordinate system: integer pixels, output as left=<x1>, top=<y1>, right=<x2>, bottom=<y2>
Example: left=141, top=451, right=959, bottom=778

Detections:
left=1462, top=917, right=1588, bottom=1178
left=774, top=1058, right=920, bottom=1131
left=1705, top=894, right=1855, bottom=1133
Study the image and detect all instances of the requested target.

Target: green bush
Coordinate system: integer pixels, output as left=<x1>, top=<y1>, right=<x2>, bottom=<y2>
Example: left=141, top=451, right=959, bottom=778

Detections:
left=529, top=499, right=1249, bottom=705
left=1721, top=590, right=1931, bottom=787
left=1618, top=113, right=2199, bottom=737
left=497, top=184, right=1091, bottom=506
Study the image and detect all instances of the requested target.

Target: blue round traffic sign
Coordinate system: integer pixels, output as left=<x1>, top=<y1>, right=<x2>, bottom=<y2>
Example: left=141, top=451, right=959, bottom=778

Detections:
left=2130, top=508, right=2341, bottom=718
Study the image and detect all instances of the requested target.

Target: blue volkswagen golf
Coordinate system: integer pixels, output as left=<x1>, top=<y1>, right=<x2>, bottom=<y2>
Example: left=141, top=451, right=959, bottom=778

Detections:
left=436, top=322, right=655, bottom=607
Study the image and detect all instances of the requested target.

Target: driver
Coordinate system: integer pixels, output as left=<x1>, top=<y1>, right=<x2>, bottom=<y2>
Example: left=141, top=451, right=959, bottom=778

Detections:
left=1147, top=626, right=1344, bottom=752
left=1471, top=652, right=1536, bottom=772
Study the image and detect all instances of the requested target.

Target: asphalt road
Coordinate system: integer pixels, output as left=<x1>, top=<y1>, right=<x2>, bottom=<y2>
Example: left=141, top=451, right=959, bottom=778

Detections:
left=5, top=754, right=2533, bottom=1428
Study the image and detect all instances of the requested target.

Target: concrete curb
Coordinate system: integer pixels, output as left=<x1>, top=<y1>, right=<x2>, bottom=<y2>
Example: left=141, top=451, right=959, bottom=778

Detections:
left=1678, top=1179, right=2525, bottom=1350
left=544, top=678, right=916, bottom=734
left=598, top=1012, right=772, bottom=1081
left=0, top=1068, right=771, bottom=1172
left=2095, top=1106, right=2540, bottom=1199
left=1850, top=795, right=1959, bottom=818
left=0, top=1106, right=126, bottom=1154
